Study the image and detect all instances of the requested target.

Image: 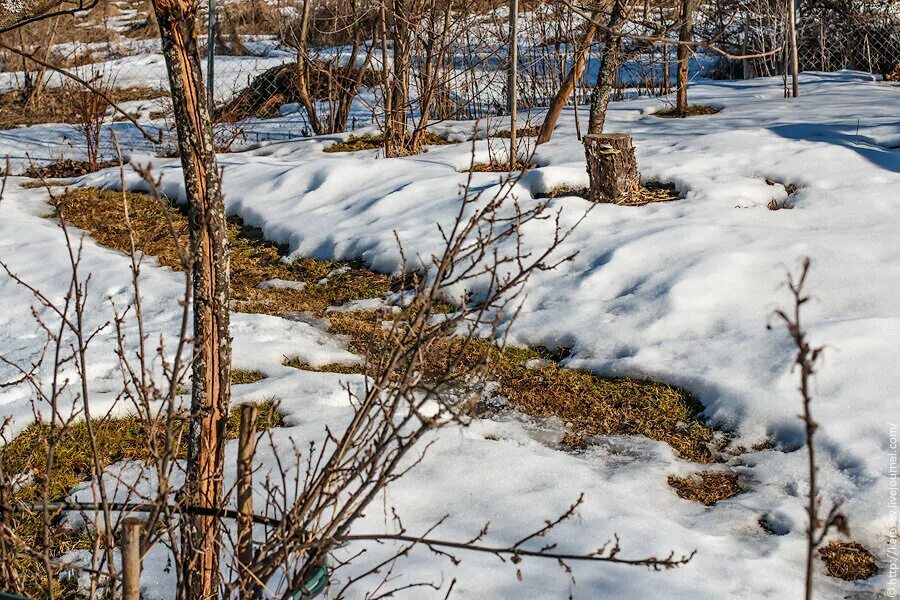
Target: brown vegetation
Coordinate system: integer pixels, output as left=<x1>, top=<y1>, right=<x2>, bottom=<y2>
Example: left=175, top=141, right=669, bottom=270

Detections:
left=54, top=187, right=722, bottom=464
left=818, top=541, right=879, bottom=581
left=0, top=86, right=167, bottom=129
left=655, top=105, right=721, bottom=118
left=667, top=471, right=742, bottom=505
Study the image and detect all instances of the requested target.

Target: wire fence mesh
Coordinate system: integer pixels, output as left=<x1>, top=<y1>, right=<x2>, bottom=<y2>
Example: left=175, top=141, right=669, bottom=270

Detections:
left=0, top=0, right=896, bottom=169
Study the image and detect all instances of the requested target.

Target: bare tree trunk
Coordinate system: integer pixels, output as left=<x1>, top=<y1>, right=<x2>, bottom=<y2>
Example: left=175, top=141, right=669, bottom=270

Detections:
left=585, top=0, right=638, bottom=204
left=538, top=11, right=599, bottom=144
left=508, top=0, right=518, bottom=169
left=584, top=132, right=639, bottom=202
left=150, top=2, right=232, bottom=599
left=383, top=0, right=413, bottom=156
left=676, top=0, right=694, bottom=114
left=587, top=0, right=628, bottom=135
left=295, top=0, right=325, bottom=135
left=661, top=6, right=671, bottom=94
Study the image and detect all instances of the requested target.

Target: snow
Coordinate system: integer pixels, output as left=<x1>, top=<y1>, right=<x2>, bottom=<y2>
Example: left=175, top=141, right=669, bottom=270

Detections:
left=1, top=71, right=898, bottom=598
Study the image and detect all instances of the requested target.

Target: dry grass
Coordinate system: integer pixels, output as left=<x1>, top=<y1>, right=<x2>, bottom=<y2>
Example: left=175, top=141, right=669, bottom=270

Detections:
left=0, top=398, right=282, bottom=595
left=231, top=369, right=267, bottom=385
left=418, top=130, right=455, bottom=146
left=465, top=159, right=536, bottom=173
left=764, top=178, right=800, bottom=210
left=1, top=400, right=284, bottom=504
left=654, top=105, right=720, bottom=118
left=534, top=185, right=590, bottom=200
left=536, top=182, right=679, bottom=205
left=323, top=134, right=384, bottom=153
left=286, top=322, right=722, bottom=462
left=667, top=471, right=742, bottom=505
left=322, top=131, right=453, bottom=154
left=282, top=358, right=365, bottom=374
left=491, top=125, right=541, bottom=138
left=54, top=188, right=393, bottom=316
left=617, top=181, right=681, bottom=206
left=53, top=187, right=723, bottom=463
left=24, top=159, right=120, bottom=179
left=818, top=541, right=879, bottom=581
left=499, top=350, right=721, bottom=462
left=0, top=86, right=168, bottom=130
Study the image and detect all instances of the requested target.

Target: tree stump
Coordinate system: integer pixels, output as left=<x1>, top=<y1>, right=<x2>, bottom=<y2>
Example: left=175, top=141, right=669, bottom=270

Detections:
left=584, top=133, right=639, bottom=203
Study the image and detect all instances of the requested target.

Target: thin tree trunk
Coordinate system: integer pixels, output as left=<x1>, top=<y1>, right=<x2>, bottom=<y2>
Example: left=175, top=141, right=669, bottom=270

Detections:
left=384, top=0, right=412, bottom=156
left=151, top=2, right=232, bottom=599
left=508, top=0, right=517, bottom=169
left=537, top=11, right=599, bottom=144
left=676, top=0, right=694, bottom=114
left=295, top=0, right=324, bottom=134
left=588, top=0, right=628, bottom=135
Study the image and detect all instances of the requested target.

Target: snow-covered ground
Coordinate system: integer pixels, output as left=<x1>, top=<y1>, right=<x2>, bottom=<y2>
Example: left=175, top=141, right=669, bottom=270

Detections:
left=2, top=71, right=899, bottom=598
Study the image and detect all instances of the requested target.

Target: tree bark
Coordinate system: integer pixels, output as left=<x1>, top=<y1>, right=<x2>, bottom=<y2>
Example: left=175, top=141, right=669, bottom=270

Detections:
left=676, top=0, right=694, bottom=114
left=295, top=0, right=324, bottom=135
left=150, top=2, right=232, bottom=599
left=537, top=11, right=600, bottom=145
left=787, top=0, right=799, bottom=97
left=584, top=133, right=639, bottom=203
left=508, top=0, right=518, bottom=169
left=587, top=0, right=628, bottom=135
left=383, top=0, right=412, bottom=156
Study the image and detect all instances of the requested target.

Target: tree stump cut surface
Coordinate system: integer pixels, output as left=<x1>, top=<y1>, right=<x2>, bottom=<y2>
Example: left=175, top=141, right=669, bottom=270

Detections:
left=584, top=133, right=639, bottom=203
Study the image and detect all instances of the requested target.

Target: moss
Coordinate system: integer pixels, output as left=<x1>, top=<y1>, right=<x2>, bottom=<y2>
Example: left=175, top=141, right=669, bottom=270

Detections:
left=818, top=541, right=879, bottom=581
left=668, top=471, right=742, bottom=505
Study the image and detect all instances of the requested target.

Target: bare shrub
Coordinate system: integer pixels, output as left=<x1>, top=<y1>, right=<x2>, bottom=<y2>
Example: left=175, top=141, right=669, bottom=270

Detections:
left=773, top=258, right=850, bottom=600
left=65, top=73, right=114, bottom=170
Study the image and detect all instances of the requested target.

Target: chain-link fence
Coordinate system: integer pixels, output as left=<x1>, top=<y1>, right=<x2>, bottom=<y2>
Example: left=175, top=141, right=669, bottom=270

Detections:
left=1, top=0, right=897, bottom=171
left=798, top=18, right=899, bottom=74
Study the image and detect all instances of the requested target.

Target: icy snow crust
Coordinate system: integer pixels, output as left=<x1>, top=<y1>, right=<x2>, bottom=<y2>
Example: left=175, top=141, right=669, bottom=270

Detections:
left=1, top=71, right=898, bottom=597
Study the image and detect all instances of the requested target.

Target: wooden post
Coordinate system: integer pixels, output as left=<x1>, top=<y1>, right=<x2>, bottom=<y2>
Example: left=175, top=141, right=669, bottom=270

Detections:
left=787, top=0, right=799, bottom=97
left=122, top=518, right=142, bottom=600
left=508, top=0, right=518, bottom=170
left=584, top=133, right=639, bottom=203
left=236, top=403, right=258, bottom=594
